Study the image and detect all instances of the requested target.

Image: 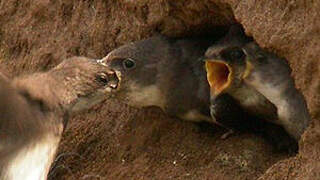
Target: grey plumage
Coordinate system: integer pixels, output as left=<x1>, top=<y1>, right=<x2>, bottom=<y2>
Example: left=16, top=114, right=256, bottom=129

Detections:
left=204, top=27, right=310, bottom=141
left=242, top=42, right=311, bottom=140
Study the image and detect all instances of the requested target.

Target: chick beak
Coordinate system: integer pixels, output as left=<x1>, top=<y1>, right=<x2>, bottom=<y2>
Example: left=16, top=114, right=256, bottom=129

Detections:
left=242, top=60, right=253, bottom=79
left=95, top=59, right=120, bottom=92
left=205, top=60, right=233, bottom=96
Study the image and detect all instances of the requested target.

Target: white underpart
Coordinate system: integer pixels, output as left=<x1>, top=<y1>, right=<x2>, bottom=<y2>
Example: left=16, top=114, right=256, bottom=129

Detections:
left=180, top=109, right=213, bottom=122
left=5, top=134, right=60, bottom=180
left=244, top=78, right=283, bottom=106
left=245, top=79, right=291, bottom=123
left=127, top=83, right=166, bottom=109
left=257, top=84, right=290, bottom=120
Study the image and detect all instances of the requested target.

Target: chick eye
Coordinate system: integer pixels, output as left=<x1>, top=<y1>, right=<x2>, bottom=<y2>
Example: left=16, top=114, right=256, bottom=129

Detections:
left=229, top=49, right=245, bottom=60
left=123, top=58, right=136, bottom=69
left=221, top=47, right=246, bottom=63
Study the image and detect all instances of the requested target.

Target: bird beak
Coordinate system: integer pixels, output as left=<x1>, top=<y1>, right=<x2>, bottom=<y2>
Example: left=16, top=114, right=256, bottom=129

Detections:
left=205, top=60, right=233, bottom=96
left=242, top=60, right=253, bottom=79
left=241, top=48, right=253, bottom=79
left=95, top=58, right=121, bottom=92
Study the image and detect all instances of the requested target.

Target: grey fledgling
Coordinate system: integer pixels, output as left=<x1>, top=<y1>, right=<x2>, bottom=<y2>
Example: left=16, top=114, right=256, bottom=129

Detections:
left=242, top=42, right=310, bottom=140
left=0, top=57, right=116, bottom=180
left=100, top=36, right=214, bottom=122
left=205, top=40, right=310, bottom=141
left=204, top=25, right=265, bottom=136
left=100, top=35, right=244, bottom=126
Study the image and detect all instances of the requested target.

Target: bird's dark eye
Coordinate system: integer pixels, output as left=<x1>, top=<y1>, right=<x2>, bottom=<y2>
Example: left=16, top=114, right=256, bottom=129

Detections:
left=229, top=49, right=245, bottom=60
left=123, top=58, right=136, bottom=69
left=221, top=47, right=246, bottom=62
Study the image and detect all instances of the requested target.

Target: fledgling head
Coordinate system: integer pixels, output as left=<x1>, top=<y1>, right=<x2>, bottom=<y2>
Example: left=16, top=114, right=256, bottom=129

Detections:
left=206, top=42, right=292, bottom=94
left=204, top=41, right=292, bottom=97
left=99, top=36, right=171, bottom=108
left=204, top=25, right=252, bottom=96
left=12, top=57, right=119, bottom=113
left=52, top=57, right=120, bottom=112
left=53, top=57, right=118, bottom=93
left=205, top=46, right=249, bottom=96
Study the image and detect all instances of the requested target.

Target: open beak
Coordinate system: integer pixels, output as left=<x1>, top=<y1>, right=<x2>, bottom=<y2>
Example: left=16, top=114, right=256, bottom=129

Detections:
left=205, top=60, right=233, bottom=96
left=95, top=59, right=121, bottom=93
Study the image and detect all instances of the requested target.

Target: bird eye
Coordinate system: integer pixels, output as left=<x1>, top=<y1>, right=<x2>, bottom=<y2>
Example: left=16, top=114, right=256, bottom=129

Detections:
left=221, top=47, right=246, bottom=63
left=221, top=47, right=246, bottom=62
left=123, top=58, right=136, bottom=69
left=230, top=49, right=245, bottom=60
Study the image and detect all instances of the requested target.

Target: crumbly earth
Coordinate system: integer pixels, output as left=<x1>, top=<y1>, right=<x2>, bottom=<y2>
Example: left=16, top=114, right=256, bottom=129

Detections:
left=0, top=0, right=319, bottom=179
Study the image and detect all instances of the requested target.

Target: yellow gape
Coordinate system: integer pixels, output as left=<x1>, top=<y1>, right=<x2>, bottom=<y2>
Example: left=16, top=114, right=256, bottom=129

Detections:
left=205, top=60, right=233, bottom=95
left=242, top=60, right=253, bottom=79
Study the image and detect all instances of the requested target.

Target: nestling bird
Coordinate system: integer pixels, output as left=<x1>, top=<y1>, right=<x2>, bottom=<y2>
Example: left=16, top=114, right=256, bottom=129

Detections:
left=205, top=39, right=310, bottom=141
left=99, top=34, right=244, bottom=126
left=242, top=42, right=310, bottom=140
left=0, top=57, right=117, bottom=180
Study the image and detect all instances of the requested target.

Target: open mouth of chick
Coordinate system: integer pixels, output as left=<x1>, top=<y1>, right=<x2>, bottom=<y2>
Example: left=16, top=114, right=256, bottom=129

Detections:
left=205, top=61, right=232, bottom=95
